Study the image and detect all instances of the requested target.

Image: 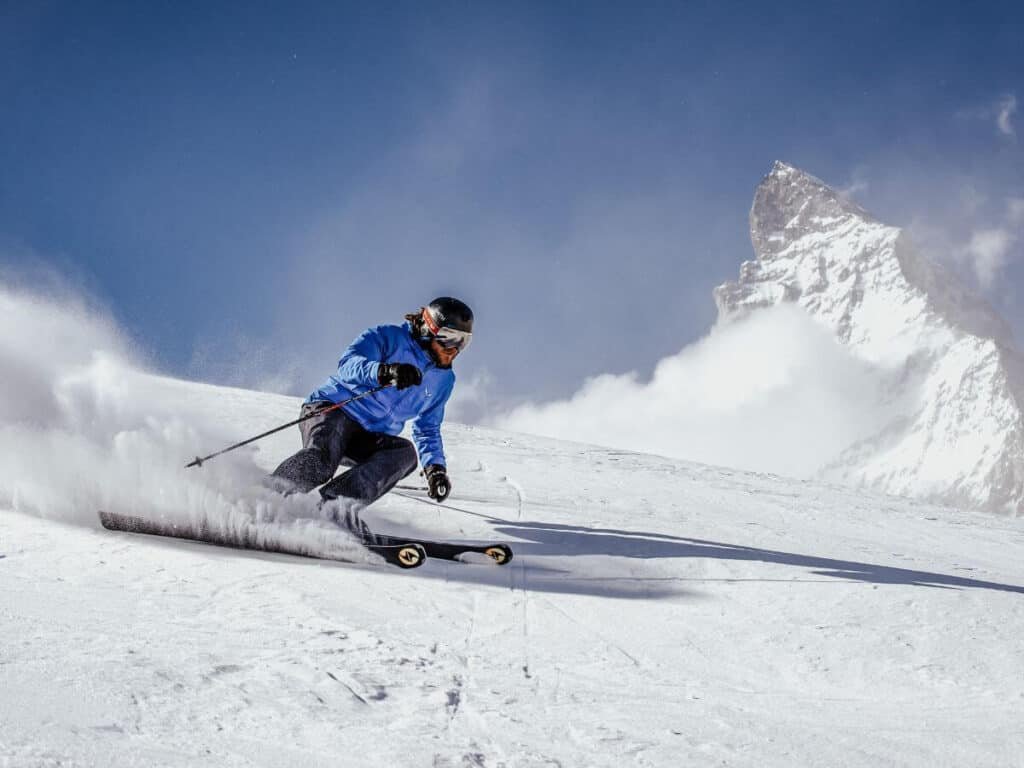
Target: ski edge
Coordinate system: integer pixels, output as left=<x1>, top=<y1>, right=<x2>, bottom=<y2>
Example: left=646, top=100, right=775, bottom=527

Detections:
left=97, top=511, right=426, bottom=569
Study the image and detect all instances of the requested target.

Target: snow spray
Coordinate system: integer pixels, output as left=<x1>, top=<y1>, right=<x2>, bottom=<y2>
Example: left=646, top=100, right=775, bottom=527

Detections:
left=0, top=282, right=367, bottom=560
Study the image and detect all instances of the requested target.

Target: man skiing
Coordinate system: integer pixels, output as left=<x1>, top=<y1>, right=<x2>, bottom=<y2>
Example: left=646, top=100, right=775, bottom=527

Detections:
left=268, top=297, right=473, bottom=536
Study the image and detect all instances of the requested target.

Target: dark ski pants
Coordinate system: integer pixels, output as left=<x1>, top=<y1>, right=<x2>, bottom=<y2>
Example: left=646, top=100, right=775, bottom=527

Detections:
left=269, top=402, right=418, bottom=505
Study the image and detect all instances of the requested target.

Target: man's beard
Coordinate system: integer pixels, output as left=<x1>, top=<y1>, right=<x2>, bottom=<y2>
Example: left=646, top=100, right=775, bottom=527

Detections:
left=417, top=337, right=452, bottom=369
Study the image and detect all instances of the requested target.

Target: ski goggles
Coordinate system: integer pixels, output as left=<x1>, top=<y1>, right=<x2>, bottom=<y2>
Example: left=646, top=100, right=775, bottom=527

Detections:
left=422, top=308, right=473, bottom=351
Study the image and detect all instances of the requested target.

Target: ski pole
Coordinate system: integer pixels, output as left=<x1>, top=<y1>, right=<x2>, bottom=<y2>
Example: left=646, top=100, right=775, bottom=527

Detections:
left=185, top=384, right=391, bottom=468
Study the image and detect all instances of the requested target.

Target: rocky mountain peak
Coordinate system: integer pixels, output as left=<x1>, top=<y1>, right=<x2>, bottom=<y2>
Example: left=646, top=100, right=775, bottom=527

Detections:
left=750, top=161, right=878, bottom=260
left=713, top=162, right=1024, bottom=514
left=717, top=161, right=1014, bottom=352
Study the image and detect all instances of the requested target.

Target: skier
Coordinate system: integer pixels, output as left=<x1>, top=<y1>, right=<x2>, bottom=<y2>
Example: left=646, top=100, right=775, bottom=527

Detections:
left=267, top=297, right=472, bottom=538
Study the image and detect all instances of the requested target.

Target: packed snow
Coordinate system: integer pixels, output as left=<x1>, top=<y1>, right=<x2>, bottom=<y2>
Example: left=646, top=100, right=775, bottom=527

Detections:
left=4, top=205, right=1024, bottom=765
left=3, top=358, right=1024, bottom=765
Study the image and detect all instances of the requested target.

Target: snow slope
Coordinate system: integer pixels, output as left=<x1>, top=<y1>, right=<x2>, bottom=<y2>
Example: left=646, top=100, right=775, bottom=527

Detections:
left=3, top=373, right=1024, bottom=767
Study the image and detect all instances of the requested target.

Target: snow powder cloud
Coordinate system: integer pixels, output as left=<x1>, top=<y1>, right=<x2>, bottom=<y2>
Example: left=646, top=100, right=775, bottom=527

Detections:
left=0, top=278, right=346, bottom=552
left=493, top=304, right=900, bottom=480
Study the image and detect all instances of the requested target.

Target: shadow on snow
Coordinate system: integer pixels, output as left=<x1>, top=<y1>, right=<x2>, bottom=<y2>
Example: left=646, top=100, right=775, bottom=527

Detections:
left=95, top=504, right=1024, bottom=600
left=383, top=494, right=1024, bottom=596
left=482, top=518, right=1024, bottom=596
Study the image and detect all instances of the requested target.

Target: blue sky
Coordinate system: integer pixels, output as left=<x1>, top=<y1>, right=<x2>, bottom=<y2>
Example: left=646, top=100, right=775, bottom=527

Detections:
left=2, top=1, right=1022, bottom=412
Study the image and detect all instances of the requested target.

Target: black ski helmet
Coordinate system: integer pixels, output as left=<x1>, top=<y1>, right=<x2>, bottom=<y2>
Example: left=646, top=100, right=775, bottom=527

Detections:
left=424, top=297, right=474, bottom=334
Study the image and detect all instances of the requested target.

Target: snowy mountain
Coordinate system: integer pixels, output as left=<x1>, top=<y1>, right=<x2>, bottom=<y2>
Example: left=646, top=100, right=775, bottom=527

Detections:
left=714, top=161, right=1024, bottom=514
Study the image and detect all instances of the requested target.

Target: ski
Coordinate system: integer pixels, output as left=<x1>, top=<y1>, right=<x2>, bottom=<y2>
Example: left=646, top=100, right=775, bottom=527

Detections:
left=370, top=532, right=513, bottom=565
left=98, top=511, right=426, bottom=569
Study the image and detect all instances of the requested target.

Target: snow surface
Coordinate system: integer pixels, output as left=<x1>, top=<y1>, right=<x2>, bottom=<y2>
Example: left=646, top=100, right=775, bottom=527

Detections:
left=4, top=373, right=1024, bottom=767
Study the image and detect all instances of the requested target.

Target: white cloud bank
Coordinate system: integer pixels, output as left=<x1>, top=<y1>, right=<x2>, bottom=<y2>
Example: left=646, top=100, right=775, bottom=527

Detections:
left=963, top=228, right=1016, bottom=289
left=997, top=94, right=1017, bottom=137
left=951, top=195, right=1024, bottom=290
left=493, top=305, right=897, bottom=479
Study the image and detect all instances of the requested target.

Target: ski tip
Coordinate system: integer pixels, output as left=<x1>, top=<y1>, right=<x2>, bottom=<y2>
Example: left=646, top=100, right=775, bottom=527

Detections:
left=452, top=545, right=514, bottom=566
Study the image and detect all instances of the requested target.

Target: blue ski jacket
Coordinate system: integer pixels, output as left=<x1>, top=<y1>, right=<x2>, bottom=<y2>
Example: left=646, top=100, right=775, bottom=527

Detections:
left=306, top=323, right=454, bottom=468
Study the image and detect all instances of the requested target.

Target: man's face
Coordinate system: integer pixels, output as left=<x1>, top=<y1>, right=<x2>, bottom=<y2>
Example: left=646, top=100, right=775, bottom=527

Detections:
left=430, top=339, right=459, bottom=367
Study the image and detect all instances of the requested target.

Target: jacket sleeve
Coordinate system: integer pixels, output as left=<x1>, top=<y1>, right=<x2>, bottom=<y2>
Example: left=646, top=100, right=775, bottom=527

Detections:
left=411, top=380, right=451, bottom=468
left=335, top=326, right=386, bottom=389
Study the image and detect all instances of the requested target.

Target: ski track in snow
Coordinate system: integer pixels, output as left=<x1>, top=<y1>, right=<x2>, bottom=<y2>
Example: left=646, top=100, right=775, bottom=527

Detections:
left=3, top=382, right=1024, bottom=767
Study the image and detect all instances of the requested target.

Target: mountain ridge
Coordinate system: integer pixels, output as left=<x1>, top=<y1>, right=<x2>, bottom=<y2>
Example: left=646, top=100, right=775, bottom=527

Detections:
left=714, top=161, right=1024, bottom=514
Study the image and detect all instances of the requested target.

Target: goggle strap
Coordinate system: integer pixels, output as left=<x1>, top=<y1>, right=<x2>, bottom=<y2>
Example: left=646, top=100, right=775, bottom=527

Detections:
left=421, top=307, right=471, bottom=350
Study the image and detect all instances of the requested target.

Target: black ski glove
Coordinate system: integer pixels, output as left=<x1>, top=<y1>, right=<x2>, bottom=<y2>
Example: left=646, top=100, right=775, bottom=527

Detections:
left=424, top=464, right=451, bottom=502
left=378, top=362, right=423, bottom=390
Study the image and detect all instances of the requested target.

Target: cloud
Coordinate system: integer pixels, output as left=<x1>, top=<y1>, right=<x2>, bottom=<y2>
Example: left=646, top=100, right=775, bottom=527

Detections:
left=838, top=167, right=870, bottom=200
left=997, top=94, right=1017, bottom=137
left=962, top=228, right=1016, bottom=289
left=955, top=93, right=1017, bottom=139
left=948, top=196, right=1024, bottom=290
left=960, top=185, right=986, bottom=216
left=493, top=305, right=899, bottom=480
left=1007, top=197, right=1024, bottom=226
left=906, top=184, right=1024, bottom=294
